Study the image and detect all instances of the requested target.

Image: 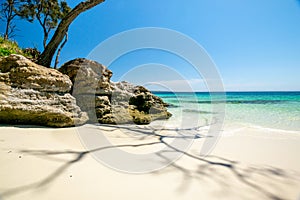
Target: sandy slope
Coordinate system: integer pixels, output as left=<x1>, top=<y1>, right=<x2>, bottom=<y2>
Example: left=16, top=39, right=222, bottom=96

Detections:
left=0, top=124, right=299, bottom=200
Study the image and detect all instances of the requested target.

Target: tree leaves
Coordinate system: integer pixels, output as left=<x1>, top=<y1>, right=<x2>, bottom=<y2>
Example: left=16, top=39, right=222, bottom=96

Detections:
left=17, top=0, right=71, bottom=48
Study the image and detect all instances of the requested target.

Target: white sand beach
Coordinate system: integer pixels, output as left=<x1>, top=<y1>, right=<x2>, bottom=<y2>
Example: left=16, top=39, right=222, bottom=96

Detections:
left=0, top=124, right=300, bottom=200
left=1, top=1, right=299, bottom=200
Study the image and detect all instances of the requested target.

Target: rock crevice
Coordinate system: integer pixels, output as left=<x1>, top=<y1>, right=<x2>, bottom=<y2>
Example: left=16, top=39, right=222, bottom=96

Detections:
left=0, top=55, right=171, bottom=127
left=59, top=58, right=172, bottom=125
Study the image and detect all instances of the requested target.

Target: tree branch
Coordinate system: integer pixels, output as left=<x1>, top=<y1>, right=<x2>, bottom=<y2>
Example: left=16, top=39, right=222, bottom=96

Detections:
left=38, top=0, right=105, bottom=67
left=54, top=30, right=68, bottom=69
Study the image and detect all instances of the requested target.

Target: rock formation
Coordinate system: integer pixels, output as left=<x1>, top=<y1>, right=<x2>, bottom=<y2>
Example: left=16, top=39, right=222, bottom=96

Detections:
left=0, top=54, right=88, bottom=127
left=0, top=55, right=171, bottom=127
left=59, top=58, right=172, bottom=125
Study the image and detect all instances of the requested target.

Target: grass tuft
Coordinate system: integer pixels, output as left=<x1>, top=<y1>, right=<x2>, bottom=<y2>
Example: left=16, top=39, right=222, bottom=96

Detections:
left=0, top=36, right=40, bottom=61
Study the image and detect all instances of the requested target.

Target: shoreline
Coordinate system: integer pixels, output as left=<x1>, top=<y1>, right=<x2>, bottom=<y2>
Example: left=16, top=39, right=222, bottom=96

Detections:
left=0, top=124, right=299, bottom=200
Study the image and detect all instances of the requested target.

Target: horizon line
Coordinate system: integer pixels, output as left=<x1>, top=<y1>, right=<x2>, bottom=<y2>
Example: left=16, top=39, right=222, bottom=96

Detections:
left=150, top=90, right=300, bottom=93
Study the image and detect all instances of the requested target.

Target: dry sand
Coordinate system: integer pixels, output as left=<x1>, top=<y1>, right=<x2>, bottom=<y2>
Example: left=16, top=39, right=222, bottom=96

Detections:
left=0, top=124, right=300, bottom=200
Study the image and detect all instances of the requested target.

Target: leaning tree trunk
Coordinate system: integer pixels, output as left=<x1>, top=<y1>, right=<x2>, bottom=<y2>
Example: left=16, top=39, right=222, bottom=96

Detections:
left=37, top=0, right=105, bottom=67
left=54, top=31, right=68, bottom=69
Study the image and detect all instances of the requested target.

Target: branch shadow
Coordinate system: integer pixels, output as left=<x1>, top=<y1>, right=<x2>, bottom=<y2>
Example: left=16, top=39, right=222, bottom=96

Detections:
left=1, top=124, right=298, bottom=200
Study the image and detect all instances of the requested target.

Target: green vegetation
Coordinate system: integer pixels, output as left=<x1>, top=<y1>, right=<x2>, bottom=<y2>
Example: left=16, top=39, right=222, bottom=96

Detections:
left=18, top=0, right=71, bottom=49
left=1, top=0, right=106, bottom=67
left=0, top=36, right=40, bottom=60
left=0, top=36, right=21, bottom=56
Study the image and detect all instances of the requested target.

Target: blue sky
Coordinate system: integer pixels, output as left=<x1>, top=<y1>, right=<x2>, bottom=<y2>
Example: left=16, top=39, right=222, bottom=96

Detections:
left=1, top=0, right=300, bottom=91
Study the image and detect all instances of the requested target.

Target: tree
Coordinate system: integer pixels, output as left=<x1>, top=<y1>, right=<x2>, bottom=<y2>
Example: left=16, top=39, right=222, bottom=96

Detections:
left=54, top=29, right=67, bottom=69
left=0, top=0, right=19, bottom=40
left=18, top=0, right=71, bottom=49
left=38, top=0, right=105, bottom=67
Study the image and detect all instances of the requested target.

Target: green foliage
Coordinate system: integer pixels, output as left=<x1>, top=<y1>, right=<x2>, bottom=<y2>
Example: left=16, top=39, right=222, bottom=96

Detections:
left=0, top=36, right=40, bottom=60
left=0, top=48, right=16, bottom=56
left=18, top=0, right=71, bottom=26
left=22, top=47, right=40, bottom=61
left=0, top=36, right=21, bottom=56
left=17, top=0, right=71, bottom=48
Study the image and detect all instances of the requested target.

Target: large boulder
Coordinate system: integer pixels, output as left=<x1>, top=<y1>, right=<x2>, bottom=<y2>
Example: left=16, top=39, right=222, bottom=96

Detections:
left=111, top=82, right=172, bottom=124
left=59, top=58, right=112, bottom=95
left=0, top=54, right=71, bottom=92
left=59, top=58, right=172, bottom=125
left=59, top=58, right=113, bottom=123
left=0, top=54, right=88, bottom=127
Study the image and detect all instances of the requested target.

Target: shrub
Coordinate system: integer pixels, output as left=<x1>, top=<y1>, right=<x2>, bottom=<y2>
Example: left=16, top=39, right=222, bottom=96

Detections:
left=0, top=36, right=40, bottom=62
left=0, top=48, right=16, bottom=56
left=23, top=48, right=40, bottom=62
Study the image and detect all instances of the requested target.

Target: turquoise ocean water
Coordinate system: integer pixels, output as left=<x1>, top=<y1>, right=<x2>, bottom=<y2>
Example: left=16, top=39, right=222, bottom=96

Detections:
left=153, top=91, right=300, bottom=132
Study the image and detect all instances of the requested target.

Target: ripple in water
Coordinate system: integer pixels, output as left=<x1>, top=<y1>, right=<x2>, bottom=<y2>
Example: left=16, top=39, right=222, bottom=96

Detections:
left=154, top=91, right=300, bottom=131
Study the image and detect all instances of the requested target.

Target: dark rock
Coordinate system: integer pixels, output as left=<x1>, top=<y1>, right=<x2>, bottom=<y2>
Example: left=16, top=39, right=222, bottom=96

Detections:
left=113, top=82, right=172, bottom=124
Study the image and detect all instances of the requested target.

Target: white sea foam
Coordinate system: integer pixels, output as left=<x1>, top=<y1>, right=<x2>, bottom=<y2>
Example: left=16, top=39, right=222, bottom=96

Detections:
left=247, top=124, right=300, bottom=134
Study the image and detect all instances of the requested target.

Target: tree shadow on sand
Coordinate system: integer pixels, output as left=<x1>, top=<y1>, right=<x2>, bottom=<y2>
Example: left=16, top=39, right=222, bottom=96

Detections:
left=1, top=124, right=299, bottom=200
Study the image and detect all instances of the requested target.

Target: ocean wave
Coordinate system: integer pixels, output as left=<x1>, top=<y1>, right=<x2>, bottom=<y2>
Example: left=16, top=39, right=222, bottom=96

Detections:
left=248, top=124, right=300, bottom=134
left=183, top=109, right=215, bottom=114
left=173, top=99, right=295, bottom=104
